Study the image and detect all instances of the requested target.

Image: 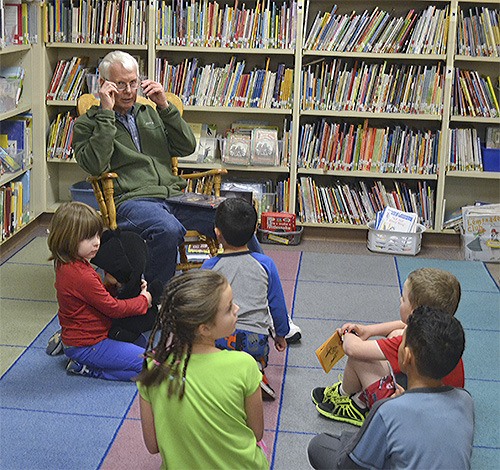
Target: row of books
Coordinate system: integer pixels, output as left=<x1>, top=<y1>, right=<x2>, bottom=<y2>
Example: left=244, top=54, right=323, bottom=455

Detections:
left=297, top=176, right=434, bottom=228
left=156, top=0, right=297, bottom=49
left=298, top=119, right=439, bottom=175
left=301, top=60, right=444, bottom=115
left=448, top=128, right=483, bottom=172
left=304, top=5, right=449, bottom=55
left=1, top=0, right=37, bottom=47
left=46, top=112, right=76, bottom=161
left=43, top=0, right=148, bottom=44
left=155, top=57, right=294, bottom=109
left=457, top=7, right=500, bottom=58
left=46, top=57, right=89, bottom=101
left=275, top=178, right=290, bottom=213
left=1, top=171, right=30, bottom=240
left=34, top=0, right=500, bottom=57
left=0, top=113, right=32, bottom=174
left=452, top=68, right=499, bottom=118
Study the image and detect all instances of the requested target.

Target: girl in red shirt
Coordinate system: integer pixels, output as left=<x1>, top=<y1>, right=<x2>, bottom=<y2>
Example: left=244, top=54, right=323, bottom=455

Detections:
left=47, top=202, right=152, bottom=381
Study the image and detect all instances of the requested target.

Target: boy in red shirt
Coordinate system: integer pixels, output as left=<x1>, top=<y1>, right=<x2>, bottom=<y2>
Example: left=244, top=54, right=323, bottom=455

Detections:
left=311, top=268, right=463, bottom=426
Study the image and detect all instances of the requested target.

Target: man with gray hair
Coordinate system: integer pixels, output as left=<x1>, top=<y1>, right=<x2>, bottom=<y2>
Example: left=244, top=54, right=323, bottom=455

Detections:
left=73, top=51, right=262, bottom=285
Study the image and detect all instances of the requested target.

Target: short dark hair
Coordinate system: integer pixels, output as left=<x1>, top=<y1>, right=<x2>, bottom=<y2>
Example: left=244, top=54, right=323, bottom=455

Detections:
left=215, top=198, right=257, bottom=247
left=405, top=306, right=465, bottom=380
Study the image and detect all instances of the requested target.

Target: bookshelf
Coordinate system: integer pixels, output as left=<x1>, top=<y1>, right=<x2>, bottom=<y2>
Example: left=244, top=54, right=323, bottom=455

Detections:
left=2, top=0, right=498, bottom=247
left=0, top=43, right=36, bottom=242
left=441, top=0, right=500, bottom=228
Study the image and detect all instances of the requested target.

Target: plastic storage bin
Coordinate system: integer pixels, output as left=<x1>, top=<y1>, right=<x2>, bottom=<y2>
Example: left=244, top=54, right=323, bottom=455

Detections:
left=257, top=226, right=303, bottom=246
left=70, top=181, right=99, bottom=210
left=482, top=147, right=500, bottom=172
left=367, top=221, right=425, bottom=255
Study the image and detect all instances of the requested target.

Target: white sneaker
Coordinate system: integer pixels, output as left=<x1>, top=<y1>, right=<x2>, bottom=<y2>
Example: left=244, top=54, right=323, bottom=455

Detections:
left=285, top=319, right=302, bottom=344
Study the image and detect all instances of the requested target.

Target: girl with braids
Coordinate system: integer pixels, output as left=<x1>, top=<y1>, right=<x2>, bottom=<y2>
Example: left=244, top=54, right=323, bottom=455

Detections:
left=136, top=270, right=268, bottom=469
left=47, top=202, right=152, bottom=380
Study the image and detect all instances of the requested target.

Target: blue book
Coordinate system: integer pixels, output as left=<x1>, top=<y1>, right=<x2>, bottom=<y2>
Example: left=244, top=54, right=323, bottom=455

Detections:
left=0, top=119, right=26, bottom=158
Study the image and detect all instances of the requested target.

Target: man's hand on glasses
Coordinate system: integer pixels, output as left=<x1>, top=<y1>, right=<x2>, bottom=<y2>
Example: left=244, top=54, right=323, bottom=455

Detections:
left=141, top=79, right=169, bottom=110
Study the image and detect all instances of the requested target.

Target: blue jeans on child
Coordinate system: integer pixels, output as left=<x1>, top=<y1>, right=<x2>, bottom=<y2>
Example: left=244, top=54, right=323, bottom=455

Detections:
left=64, top=338, right=144, bottom=381
left=216, top=329, right=270, bottom=370
left=117, top=198, right=263, bottom=285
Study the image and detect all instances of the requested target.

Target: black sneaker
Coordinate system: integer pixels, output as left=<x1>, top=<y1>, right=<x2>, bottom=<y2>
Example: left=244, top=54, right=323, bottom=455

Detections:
left=285, top=320, right=302, bottom=344
left=46, top=329, right=64, bottom=356
left=66, top=359, right=91, bottom=376
left=316, top=396, right=367, bottom=427
left=311, top=381, right=343, bottom=405
left=260, top=373, right=276, bottom=400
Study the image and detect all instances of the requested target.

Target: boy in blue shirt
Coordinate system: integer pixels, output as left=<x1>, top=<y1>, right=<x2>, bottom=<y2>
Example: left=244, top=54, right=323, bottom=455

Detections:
left=307, top=306, right=474, bottom=469
left=202, top=198, right=291, bottom=399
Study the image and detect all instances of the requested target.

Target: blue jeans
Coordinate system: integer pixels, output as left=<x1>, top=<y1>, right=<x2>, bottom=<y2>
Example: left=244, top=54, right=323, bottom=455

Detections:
left=64, top=338, right=144, bottom=381
left=216, top=329, right=270, bottom=369
left=116, top=197, right=263, bottom=285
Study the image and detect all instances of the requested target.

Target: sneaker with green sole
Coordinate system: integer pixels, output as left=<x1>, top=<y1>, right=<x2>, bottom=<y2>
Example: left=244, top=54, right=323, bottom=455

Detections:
left=316, top=395, right=367, bottom=427
left=311, top=375, right=344, bottom=405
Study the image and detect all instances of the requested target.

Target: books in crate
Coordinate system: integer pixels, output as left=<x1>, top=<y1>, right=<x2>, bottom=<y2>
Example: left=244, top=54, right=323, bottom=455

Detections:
left=374, top=207, right=418, bottom=233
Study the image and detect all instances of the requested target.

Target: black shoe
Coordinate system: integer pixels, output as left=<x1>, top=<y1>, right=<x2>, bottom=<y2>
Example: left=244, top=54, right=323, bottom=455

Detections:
left=46, top=330, right=64, bottom=356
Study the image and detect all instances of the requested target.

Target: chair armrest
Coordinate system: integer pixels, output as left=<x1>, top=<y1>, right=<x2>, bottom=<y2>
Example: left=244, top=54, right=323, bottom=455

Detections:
left=180, top=168, right=228, bottom=180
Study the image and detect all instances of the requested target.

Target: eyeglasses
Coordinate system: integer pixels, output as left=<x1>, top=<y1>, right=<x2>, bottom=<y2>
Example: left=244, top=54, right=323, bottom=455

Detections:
left=114, top=79, right=140, bottom=92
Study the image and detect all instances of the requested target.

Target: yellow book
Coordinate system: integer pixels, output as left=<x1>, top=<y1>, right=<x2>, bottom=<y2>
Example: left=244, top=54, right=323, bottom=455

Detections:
left=486, top=76, right=499, bottom=115
left=460, top=77, right=476, bottom=117
left=315, top=331, right=345, bottom=373
left=15, top=181, right=23, bottom=227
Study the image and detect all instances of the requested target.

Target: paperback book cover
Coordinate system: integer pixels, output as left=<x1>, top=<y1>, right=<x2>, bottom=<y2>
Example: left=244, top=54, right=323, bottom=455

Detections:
left=376, top=206, right=418, bottom=232
left=315, top=331, right=345, bottom=373
left=223, top=131, right=251, bottom=165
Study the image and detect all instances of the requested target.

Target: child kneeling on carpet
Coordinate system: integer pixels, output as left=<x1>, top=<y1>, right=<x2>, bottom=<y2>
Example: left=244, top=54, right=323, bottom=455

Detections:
left=202, top=197, right=293, bottom=399
left=311, top=267, right=463, bottom=426
left=136, top=270, right=268, bottom=469
left=308, top=306, right=474, bottom=469
left=47, top=202, right=152, bottom=381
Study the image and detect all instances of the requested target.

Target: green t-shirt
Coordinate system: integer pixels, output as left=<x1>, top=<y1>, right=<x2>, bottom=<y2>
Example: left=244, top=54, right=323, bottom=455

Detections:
left=137, top=349, right=268, bottom=470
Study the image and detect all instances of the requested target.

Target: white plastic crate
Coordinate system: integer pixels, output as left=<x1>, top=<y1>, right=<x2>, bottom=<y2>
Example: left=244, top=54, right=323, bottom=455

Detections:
left=367, top=221, right=425, bottom=255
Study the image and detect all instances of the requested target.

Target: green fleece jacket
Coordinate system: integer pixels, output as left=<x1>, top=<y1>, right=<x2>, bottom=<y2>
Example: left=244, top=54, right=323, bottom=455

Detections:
left=73, top=103, right=196, bottom=206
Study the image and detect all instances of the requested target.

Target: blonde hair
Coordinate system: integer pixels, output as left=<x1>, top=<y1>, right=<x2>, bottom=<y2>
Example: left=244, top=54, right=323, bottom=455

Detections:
left=407, top=268, right=461, bottom=315
left=47, top=202, right=104, bottom=265
left=136, top=270, right=228, bottom=398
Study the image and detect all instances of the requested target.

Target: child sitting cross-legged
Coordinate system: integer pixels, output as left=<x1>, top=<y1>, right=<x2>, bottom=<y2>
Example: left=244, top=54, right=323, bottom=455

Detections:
left=135, top=270, right=268, bottom=469
left=308, top=306, right=474, bottom=469
left=311, top=268, right=463, bottom=426
left=202, top=198, right=292, bottom=400
left=47, top=202, right=152, bottom=381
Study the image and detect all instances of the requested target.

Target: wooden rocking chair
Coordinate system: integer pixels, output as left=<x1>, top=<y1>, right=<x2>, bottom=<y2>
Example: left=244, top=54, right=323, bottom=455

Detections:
left=77, top=91, right=227, bottom=271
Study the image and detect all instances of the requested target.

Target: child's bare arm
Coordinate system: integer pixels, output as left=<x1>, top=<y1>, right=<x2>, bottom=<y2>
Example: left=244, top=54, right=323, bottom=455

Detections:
left=274, top=336, right=287, bottom=352
left=341, top=332, right=386, bottom=361
left=339, top=320, right=406, bottom=339
left=139, top=396, right=159, bottom=454
left=245, top=388, right=264, bottom=441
